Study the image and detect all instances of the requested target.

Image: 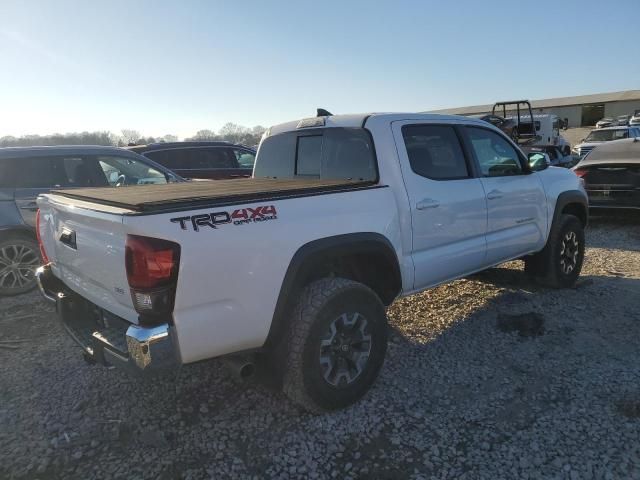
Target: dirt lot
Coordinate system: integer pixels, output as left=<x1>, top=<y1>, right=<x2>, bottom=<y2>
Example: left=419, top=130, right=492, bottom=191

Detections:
left=561, top=127, right=592, bottom=148
left=1, top=213, right=639, bottom=480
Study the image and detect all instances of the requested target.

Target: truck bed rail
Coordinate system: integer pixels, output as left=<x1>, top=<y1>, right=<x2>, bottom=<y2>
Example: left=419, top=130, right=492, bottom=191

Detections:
left=52, top=178, right=377, bottom=214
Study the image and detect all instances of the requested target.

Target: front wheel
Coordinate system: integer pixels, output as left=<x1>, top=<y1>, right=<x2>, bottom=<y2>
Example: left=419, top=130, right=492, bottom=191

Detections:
left=282, top=278, right=388, bottom=412
left=524, top=214, right=585, bottom=288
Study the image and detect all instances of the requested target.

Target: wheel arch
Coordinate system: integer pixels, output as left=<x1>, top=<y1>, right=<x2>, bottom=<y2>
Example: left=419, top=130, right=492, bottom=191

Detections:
left=553, top=190, right=588, bottom=230
left=0, top=225, right=36, bottom=242
left=263, top=232, right=402, bottom=350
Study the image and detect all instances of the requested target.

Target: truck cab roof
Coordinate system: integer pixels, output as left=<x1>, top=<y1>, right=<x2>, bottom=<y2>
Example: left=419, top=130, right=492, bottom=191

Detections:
left=267, top=112, right=488, bottom=136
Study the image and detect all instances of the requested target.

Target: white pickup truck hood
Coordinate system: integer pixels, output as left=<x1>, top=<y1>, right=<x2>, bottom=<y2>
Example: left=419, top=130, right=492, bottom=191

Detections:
left=37, top=194, right=139, bottom=323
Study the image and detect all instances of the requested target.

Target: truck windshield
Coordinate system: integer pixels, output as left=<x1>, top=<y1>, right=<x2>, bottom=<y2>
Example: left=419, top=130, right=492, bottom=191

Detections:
left=254, top=127, right=377, bottom=181
left=585, top=130, right=629, bottom=142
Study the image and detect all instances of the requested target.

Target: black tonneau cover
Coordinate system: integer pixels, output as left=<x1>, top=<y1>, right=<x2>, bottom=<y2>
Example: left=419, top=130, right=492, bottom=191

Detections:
left=52, top=178, right=375, bottom=213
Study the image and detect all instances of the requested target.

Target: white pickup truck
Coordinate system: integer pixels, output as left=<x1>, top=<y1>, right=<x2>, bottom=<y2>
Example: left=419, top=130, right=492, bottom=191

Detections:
left=36, top=112, right=588, bottom=412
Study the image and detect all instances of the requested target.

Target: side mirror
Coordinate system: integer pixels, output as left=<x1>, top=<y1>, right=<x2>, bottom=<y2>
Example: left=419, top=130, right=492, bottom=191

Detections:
left=528, top=152, right=550, bottom=171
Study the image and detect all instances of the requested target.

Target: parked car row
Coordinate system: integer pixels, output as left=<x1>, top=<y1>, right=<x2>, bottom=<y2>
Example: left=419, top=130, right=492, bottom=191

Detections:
left=0, top=141, right=257, bottom=296
left=596, top=111, right=640, bottom=128
left=572, top=126, right=640, bottom=157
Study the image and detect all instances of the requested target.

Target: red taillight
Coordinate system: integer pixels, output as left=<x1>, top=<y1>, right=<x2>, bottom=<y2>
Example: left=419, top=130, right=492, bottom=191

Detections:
left=35, top=209, right=49, bottom=264
left=125, top=235, right=180, bottom=319
left=574, top=168, right=588, bottom=178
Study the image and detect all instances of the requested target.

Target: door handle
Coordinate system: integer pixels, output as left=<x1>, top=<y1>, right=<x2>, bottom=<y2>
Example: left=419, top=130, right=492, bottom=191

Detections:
left=486, top=190, right=503, bottom=200
left=416, top=198, right=440, bottom=210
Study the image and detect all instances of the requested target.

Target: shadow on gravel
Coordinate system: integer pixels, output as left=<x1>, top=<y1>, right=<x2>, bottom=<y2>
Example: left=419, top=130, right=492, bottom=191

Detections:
left=496, top=312, right=545, bottom=337
left=470, top=265, right=596, bottom=292
left=616, top=398, right=640, bottom=419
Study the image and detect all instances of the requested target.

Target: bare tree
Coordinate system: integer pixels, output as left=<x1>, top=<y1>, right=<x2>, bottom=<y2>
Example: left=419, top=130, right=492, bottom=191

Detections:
left=190, top=129, right=217, bottom=141
left=251, top=125, right=266, bottom=136
left=161, top=134, right=178, bottom=143
left=121, top=129, right=141, bottom=145
left=1, top=131, right=116, bottom=147
left=218, top=123, right=249, bottom=143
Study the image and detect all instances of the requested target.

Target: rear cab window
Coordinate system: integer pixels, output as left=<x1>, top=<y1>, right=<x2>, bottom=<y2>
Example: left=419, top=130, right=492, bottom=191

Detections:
left=254, top=127, right=377, bottom=181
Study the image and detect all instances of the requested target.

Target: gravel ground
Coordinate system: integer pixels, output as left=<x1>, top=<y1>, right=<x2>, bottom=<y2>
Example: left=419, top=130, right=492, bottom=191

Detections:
left=560, top=127, right=592, bottom=148
left=1, top=213, right=639, bottom=480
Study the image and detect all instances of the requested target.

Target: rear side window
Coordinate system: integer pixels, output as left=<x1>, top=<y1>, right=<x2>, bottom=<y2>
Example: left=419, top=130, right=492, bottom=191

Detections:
left=401, top=125, right=469, bottom=180
left=144, top=150, right=172, bottom=168
left=254, top=127, right=377, bottom=181
left=10, top=158, right=63, bottom=188
left=1, top=157, right=109, bottom=188
left=188, top=148, right=238, bottom=169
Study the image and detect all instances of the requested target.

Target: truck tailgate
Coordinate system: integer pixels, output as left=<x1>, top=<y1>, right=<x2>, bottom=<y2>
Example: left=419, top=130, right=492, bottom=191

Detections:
left=38, top=194, right=138, bottom=323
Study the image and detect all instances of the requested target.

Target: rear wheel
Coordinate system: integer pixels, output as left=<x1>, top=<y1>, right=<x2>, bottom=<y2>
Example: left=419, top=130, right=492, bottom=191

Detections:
left=282, top=277, right=388, bottom=413
left=524, top=214, right=584, bottom=288
left=0, top=236, right=41, bottom=296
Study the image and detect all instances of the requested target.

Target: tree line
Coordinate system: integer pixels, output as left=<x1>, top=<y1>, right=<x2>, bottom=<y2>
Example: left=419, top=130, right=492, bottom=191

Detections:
left=0, top=123, right=266, bottom=148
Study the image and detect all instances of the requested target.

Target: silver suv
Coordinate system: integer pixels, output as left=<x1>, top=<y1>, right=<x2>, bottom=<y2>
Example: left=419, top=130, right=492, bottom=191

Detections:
left=0, top=145, right=182, bottom=296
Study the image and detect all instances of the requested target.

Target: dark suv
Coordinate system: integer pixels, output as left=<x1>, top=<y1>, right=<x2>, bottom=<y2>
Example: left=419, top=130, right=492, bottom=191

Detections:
left=0, top=145, right=182, bottom=296
left=128, top=142, right=256, bottom=180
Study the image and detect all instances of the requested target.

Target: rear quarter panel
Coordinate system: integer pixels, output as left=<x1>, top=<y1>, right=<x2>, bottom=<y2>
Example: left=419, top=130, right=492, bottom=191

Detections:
left=132, top=186, right=402, bottom=364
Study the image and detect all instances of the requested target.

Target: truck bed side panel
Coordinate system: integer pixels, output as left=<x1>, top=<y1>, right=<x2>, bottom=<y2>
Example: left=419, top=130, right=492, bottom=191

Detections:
left=124, top=186, right=402, bottom=364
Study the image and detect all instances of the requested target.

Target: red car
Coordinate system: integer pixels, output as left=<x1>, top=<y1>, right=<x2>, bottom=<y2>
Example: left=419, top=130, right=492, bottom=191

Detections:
left=128, top=142, right=256, bottom=180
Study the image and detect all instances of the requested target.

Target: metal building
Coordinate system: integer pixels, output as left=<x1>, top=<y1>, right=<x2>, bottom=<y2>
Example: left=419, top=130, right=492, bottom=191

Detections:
left=428, top=90, right=640, bottom=128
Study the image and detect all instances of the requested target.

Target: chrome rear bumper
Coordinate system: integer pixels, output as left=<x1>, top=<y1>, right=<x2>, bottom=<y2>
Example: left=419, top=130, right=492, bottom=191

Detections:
left=36, top=264, right=179, bottom=374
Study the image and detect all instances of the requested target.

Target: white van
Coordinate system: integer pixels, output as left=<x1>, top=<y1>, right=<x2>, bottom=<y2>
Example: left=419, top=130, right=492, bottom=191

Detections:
left=507, top=114, right=570, bottom=153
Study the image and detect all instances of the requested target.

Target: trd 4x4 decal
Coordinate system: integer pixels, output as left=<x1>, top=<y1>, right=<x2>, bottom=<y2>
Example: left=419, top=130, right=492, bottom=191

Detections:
left=171, top=205, right=278, bottom=231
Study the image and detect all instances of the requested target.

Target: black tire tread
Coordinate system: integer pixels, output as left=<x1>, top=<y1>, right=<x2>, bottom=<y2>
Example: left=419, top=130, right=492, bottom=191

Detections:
left=524, top=214, right=584, bottom=288
left=282, top=277, right=382, bottom=413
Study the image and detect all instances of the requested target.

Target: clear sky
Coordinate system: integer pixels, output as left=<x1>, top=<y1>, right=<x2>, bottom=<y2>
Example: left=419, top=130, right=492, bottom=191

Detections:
left=1, top=0, right=638, bottom=139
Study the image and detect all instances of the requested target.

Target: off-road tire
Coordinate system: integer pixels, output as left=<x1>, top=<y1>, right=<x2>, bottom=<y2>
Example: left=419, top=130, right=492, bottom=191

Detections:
left=0, top=235, right=41, bottom=296
left=524, top=214, right=584, bottom=288
left=282, top=277, right=388, bottom=413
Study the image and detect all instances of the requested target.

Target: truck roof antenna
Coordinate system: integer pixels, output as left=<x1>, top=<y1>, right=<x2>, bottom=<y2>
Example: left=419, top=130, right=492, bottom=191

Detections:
left=317, top=108, right=333, bottom=117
